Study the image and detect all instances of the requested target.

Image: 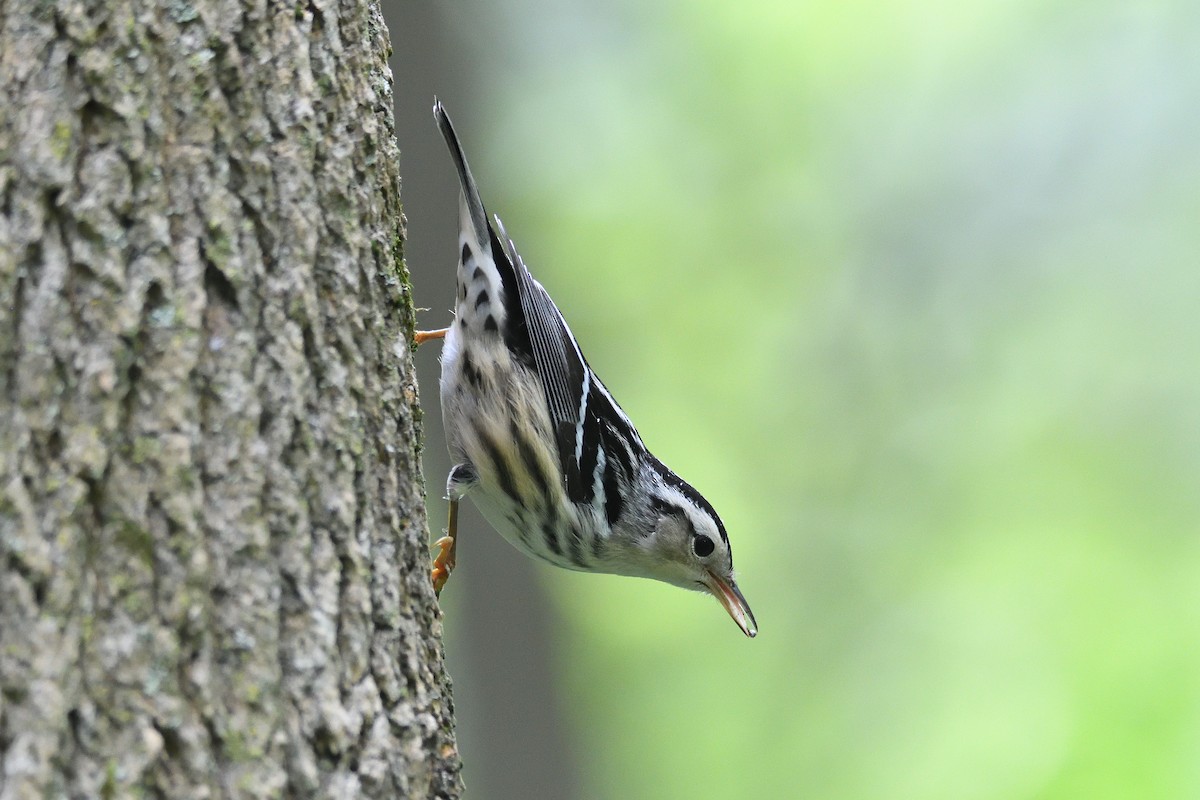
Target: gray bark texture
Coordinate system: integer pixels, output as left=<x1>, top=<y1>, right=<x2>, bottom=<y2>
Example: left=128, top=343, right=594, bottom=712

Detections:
left=0, top=0, right=463, bottom=797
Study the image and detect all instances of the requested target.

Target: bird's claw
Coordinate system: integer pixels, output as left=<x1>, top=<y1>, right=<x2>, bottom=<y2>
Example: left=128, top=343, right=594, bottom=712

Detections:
left=415, top=328, right=448, bottom=346
left=430, top=535, right=456, bottom=597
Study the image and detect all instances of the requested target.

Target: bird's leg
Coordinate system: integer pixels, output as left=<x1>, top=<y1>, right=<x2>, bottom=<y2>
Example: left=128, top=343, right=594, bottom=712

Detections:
left=415, top=328, right=449, bottom=346
left=430, top=496, right=459, bottom=597
left=433, top=463, right=474, bottom=598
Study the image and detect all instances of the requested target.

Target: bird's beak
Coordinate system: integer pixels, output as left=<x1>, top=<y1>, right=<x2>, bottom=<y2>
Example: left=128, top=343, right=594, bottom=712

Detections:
left=705, top=571, right=758, bottom=638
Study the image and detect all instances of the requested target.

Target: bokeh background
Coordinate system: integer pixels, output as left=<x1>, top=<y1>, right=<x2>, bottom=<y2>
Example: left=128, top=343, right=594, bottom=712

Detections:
left=382, top=1, right=1200, bottom=797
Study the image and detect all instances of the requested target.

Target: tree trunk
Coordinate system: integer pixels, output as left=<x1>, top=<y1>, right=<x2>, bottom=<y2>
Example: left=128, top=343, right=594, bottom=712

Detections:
left=0, top=0, right=462, bottom=796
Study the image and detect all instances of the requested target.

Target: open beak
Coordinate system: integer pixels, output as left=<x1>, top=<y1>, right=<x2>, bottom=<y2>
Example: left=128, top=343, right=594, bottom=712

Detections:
left=705, top=571, right=758, bottom=638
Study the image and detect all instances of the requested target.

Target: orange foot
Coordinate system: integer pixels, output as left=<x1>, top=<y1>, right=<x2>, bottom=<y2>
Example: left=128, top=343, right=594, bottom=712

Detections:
left=415, top=328, right=448, bottom=346
left=430, top=535, right=457, bottom=597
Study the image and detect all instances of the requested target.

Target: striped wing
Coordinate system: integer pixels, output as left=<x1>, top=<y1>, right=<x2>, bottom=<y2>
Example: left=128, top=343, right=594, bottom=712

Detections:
left=493, top=218, right=644, bottom=509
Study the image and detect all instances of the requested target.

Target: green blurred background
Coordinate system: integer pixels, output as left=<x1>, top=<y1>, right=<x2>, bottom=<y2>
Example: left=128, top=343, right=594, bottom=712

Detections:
left=384, top=1, right=1200, bottom=797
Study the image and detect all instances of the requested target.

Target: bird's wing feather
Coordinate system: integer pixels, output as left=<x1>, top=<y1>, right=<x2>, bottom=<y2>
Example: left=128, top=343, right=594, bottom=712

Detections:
left=493, top=217, right=591, bottom=500
left=493, top=217, right=644, bottom=503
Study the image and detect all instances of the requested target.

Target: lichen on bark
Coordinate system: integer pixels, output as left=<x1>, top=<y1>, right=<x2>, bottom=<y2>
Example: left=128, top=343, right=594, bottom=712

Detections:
left=0, top=0, right=462, bottom=796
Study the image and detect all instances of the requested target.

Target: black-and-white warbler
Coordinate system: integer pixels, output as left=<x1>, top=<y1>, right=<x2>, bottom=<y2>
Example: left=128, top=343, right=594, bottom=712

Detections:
left=417, top=100, right=757, bottom=637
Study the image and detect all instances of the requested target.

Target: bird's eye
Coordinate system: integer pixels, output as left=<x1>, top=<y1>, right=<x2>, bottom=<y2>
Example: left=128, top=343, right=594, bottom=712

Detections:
left=692, top=534, right=714, bottom=558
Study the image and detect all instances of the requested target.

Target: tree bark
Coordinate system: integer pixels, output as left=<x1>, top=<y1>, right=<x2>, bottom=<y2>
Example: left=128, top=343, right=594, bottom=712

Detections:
left=0, top=0, right=462, bottom=796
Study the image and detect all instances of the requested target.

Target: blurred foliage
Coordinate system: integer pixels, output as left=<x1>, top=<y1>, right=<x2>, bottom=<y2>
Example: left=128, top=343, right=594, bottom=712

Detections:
left=440, top=0, right=1200, bottom=796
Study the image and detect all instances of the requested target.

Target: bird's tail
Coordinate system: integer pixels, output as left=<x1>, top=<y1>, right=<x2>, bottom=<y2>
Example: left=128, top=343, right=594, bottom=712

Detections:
left=434, top=99, right=490, bottom=251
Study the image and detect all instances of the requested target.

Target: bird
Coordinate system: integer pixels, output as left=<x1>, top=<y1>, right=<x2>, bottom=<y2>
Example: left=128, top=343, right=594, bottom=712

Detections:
left=415, top=99, right=756, bottom=637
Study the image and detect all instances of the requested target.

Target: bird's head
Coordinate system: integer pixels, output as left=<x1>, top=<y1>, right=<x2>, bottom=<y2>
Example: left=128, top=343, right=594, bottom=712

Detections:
left=630, top=462, right=757, bottom=638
